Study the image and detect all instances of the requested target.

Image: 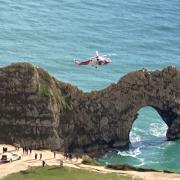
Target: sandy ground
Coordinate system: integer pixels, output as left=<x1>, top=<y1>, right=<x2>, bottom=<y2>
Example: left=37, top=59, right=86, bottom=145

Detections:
left=0, top=144, right=180, bottom=180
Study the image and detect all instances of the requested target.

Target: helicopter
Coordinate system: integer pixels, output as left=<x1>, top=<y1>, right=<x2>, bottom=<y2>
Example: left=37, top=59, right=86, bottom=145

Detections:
left=74, top=51, right=112, bottom=68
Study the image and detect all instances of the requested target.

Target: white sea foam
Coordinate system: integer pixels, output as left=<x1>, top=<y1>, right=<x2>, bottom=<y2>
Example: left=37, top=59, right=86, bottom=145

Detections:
left=136, top=158, right=145, bottom=167
left=117, top=147, right=141, bottom=158
left=149, top=123, right=167, bottom=137
left=131, top=135, right=141, bottom=144
left=130, top=130, right=142, bottom=143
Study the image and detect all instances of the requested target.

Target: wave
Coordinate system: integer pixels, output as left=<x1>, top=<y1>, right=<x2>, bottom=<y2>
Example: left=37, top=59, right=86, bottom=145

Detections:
left=149, top=123, right=167, bottom=137
left=117, top=147, right=141, bottom=158
left=130, top=133, right=141, bottom=144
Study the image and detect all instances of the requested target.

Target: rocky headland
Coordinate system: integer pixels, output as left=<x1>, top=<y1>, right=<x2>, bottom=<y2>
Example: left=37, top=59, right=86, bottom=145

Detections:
left=0, top=63, right=179, bottom=154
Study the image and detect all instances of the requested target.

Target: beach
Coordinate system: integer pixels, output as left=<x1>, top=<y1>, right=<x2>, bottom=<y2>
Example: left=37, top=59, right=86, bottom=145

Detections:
left=0, top=144, right=180, bottom=180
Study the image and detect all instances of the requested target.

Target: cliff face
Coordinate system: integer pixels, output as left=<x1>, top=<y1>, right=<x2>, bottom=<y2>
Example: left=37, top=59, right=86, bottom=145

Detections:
left=0, top=63, right=179, bottom=154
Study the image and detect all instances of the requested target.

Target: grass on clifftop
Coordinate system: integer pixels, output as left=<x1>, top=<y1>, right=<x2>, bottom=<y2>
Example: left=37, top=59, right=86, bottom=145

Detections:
left=3, top=166, right=138, bottom=180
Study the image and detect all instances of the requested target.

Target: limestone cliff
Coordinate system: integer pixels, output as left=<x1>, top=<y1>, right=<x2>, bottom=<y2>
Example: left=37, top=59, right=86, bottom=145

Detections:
left=0, top=63, right=179, bottom=154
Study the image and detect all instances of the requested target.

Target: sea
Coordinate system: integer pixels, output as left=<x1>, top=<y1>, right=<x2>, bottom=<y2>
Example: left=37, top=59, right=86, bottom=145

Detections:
left=0, top=0, right=180, bottom=172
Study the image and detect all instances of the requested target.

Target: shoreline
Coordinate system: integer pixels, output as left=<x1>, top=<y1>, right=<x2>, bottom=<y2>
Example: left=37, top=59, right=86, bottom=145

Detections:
left=0, top=144, right=180, bottom=180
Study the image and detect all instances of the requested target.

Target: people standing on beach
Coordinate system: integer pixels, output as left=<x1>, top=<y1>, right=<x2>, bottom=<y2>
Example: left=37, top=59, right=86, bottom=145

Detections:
left=68, top=153, right=72, bottom=161
left=42, top=160, right=46, bottom=167
left=3, top=147, right=7, bottom=153
left=40, top=153, right=42, bottom=160
left=18, top=144, right=20, bottom=150
left=35, top=153, right=37, bottom=160
left=54, top=151, right=56, bottom=159
left=75, top=154, right=79, bottom=161
left=29, top=147, right=32, bottom=154
left=64, top=152, right=69, bottom=160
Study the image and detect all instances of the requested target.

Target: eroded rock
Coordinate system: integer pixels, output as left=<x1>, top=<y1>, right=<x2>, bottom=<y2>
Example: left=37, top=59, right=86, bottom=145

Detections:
left=0, top=63, right=179, bottom=154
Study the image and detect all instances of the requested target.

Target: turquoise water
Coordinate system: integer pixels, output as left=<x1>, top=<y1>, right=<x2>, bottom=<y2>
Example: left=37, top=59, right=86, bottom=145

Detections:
left=97, top=107, right=180, bottom=172
left=0, top=0, right=180, bottom=172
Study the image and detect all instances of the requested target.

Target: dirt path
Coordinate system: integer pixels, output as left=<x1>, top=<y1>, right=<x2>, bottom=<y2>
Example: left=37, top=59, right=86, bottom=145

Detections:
left=0, top=144, right=180, bottom=180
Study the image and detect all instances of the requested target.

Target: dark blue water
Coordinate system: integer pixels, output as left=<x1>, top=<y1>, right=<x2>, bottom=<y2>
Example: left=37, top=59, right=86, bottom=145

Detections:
left=0, top=0, right=179, bottom=172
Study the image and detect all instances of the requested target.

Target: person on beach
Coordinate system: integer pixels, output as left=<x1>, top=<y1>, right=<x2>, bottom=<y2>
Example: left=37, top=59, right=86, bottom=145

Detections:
left=42, top=160, right=46, bottom=167
left=64, top=152, right=68, bottom=159
left=29, top=147, right=32, bottom=154
left=54, top=151, right=56, bottom=159
left=35, top=153, right=37, bottom=160
left=69, top=153, right=72, bottom=161
left=40, top=153, right=42, bottom=160
left=3, top=147, right=7, bottom=153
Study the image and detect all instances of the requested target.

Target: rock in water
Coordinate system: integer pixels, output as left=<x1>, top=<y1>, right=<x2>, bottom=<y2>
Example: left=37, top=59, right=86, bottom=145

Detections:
left=0, top=63, right=179, bottom=154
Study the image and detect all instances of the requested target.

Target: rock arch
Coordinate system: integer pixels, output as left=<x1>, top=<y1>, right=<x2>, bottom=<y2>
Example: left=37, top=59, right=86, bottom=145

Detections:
left=0, top=63, right=179, bottom=154
left=96, top=67, right=180, bottom=147
left=59, top=66, right=180, bottom=153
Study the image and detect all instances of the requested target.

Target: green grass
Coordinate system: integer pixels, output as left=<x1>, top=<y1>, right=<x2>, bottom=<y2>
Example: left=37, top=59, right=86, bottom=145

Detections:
left=40, top=82, right=53, bottom=97
left=3, top=166, right=136, bottom=180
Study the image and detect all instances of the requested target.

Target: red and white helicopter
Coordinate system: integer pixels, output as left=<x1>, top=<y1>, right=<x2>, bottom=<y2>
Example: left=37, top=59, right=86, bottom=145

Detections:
left=74, top=51, right=112, bottom=68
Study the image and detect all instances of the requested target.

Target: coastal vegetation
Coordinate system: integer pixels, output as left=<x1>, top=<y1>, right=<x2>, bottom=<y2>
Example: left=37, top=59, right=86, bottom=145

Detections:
left=81, top=154, right=100, bottom=166
left=3, top=166, right=137, bottom=180
left=106, top=164, right=160, bottom=172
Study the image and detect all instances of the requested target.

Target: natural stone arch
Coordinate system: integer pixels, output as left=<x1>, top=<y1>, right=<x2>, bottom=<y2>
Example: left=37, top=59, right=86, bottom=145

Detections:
left=129, top=106, right=168, bottom=144
left=93, top=67, right=180, bottom=149
left=59, top=66, right=180, bottom=153
left=0, top=63, right=179, bottom=154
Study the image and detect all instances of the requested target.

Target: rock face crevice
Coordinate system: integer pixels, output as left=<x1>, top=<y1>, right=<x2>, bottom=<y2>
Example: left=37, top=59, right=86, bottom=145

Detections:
left=0, top=63, right=179, bottom=154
